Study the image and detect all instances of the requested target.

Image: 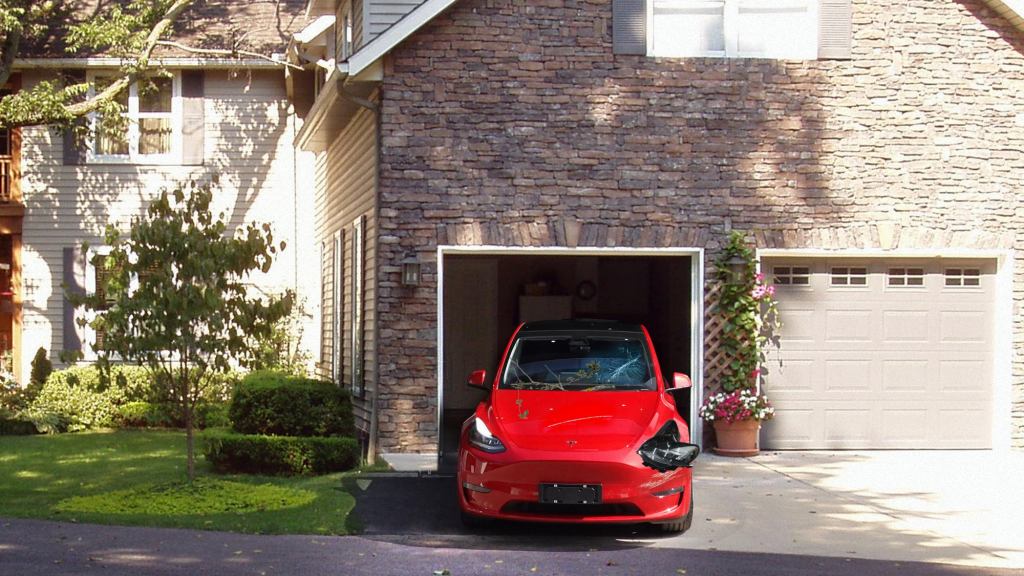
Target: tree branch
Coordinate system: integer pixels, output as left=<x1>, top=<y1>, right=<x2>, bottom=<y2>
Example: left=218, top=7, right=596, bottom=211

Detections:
left=154, top=40, right=304, bottom=71
left=64, top=0, right=195, bottom=118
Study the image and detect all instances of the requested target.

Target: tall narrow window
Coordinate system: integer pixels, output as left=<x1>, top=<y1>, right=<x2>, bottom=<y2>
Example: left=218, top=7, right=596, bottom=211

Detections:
left=332, top=231, right=343, bottom=383
left=319, top=241, right=328, bottom=367
left=342, top=11, right=354, bottom=59
left=351, top=216, right=364, bottom=397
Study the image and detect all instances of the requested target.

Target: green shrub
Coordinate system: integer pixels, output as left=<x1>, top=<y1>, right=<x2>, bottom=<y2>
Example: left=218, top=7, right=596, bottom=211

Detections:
left=29, top=365, right=153, bottom=432
left=202, top=430, right=359, bottom=475
left=196, top=403, right=230, bottom=429
left=229, top=371, right=354, bottom=438
left=116, top=401, right=230, bottom=430
left=0, top=417, right=38, bottom=435
left=115, top=402, right=174, bottom=428
left=16, top=405, right=66, bottom=434
left=29, top=348, right=53, bottom=391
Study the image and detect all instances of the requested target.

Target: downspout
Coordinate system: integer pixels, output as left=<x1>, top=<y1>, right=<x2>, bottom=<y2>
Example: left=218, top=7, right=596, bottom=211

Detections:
left=336, top=67, right=381, bottom=464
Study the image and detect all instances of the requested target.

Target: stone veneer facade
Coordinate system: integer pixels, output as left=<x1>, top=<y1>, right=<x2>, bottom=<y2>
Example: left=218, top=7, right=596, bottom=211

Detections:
left=373, top=0, right=1024, bottom=452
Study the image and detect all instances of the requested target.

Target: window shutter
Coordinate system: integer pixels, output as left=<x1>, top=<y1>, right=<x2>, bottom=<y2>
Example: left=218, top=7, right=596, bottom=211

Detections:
left=181, top=70, right=205, bottom=166
left=613, top=0, right=647, bottom=55
left=62, top=246, right=86, bottom=354
left=818, top=0, right=852, bottom=59
left=62, top=71, right=87, bottom=166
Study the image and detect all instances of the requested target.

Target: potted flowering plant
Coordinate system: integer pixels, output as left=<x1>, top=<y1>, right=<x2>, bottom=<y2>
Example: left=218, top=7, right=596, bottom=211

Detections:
left=704, top=232, right=780, bottom=456
left=700, top=388, right=774, bottom=456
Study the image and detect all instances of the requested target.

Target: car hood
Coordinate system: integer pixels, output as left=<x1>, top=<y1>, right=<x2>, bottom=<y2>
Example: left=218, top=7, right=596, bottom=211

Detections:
left=491, top=389, right=659, bottom=452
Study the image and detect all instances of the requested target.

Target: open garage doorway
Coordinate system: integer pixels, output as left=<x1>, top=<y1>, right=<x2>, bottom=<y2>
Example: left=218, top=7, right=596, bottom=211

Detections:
left=437, top=247, right=704, bottom=472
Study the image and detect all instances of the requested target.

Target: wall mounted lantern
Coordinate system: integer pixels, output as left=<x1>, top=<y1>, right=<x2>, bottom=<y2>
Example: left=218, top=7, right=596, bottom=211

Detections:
left=724, top=254, right=748, bottom=285
left=401, top=254, right=421, bottom=286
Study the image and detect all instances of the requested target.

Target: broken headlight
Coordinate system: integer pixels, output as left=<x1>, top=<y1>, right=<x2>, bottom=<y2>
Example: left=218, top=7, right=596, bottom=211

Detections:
left=638, top=421, right=700, bottom=472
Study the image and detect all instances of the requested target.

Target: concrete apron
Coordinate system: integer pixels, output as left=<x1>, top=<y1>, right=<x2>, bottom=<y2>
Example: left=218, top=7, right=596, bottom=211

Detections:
left=631, top=451, right=1024, bottom=569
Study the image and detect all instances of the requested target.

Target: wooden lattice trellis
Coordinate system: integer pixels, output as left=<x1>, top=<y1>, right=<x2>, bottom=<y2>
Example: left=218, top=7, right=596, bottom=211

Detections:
left=703, top=282, right=752, bottom=393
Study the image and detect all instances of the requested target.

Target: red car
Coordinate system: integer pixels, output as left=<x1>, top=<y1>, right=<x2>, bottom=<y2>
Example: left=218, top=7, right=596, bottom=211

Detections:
left=458, top=319, right=699, bottom=532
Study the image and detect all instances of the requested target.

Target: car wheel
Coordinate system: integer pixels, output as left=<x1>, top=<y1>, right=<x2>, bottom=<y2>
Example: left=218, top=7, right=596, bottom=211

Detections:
left=460, top=509, right=491, bottom=529
left=658, top=497, right=694, bottom=534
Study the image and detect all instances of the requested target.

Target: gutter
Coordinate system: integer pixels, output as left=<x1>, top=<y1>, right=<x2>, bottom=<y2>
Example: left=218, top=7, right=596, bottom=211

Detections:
left=15, top=57, right=285, bottom=70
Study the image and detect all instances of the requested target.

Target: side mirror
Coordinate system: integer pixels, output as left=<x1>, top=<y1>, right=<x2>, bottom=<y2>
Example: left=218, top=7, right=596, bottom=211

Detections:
left=467, top=369, right=488, bottom=390
left=672, top=373, right=692, bottom=390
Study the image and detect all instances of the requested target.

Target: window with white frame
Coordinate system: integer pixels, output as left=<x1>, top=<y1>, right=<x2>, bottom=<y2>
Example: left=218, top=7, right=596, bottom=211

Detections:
left=830, top=266, right=867, bottom=286
left=88, top=73, right=182, bottom=163
left=944, top=268, right=981, bottom=288
left=773, top=265, right=810, bottom=286
left=332, top=231, right=343, bottom=383
left=84, top=246, right=116, bottom=354
left=341, top=10, right=354, bottom=59
left=649, top=0, right=819, bottom=59
left=887, top=267, right=925, bottom=287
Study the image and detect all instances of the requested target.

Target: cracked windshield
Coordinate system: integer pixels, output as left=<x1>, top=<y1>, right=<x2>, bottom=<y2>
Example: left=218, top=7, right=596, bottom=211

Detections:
left=501, top=336, right=655, bottom=391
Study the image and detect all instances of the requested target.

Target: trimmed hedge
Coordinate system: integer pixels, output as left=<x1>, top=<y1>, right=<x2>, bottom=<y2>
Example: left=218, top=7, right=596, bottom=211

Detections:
left=202, top=430, right=359, bottom=475
left=0, top=417, right=38, bottom=436
left=229, top=371, right=354, bottom=438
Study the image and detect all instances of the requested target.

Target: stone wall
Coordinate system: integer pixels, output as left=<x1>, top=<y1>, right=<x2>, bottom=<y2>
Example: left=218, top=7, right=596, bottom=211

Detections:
left=375, top=0, right=1024, bottom=452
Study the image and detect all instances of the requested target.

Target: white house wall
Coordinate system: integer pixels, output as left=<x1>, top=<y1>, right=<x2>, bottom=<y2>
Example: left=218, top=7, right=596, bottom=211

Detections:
left=18, top=69, right=317, bottom=377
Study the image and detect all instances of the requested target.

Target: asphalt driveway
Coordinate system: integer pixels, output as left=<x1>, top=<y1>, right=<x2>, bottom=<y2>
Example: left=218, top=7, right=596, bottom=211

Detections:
left=357, top=451, right=1024, bottom=569
left=2, top=450, right=1022, bottom=575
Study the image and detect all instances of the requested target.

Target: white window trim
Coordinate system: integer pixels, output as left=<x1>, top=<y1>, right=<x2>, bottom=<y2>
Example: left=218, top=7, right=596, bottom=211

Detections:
left=319, top=240, right=328, bottom=366
left=85, top=71, right=184, bottom=165
left=647, top=0, right=819, bottom=60
left=83, top=245, right=141, bottom=361
left=331, top=230, right=342, bottom=383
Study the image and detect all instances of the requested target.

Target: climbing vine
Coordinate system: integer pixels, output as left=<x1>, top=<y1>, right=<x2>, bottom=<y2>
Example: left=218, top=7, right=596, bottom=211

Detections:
left=713, top=231, right=781, bottom=392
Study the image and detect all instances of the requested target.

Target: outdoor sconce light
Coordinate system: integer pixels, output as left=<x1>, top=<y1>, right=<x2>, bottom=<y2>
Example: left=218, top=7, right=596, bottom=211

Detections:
left=724, top=254, right=748, bottom=285
left=401, top=254, right=421, bottom=286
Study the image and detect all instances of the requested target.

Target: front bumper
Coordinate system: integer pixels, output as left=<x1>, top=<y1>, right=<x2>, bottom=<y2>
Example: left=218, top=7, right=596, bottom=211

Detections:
left=458, top=444, right=692, bottom=524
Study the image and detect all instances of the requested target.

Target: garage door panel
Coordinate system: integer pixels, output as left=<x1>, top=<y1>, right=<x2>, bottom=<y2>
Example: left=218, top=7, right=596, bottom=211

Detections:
left=762, top=257, right=995, bottom=449
left=939, top=310, right=988, bottom=344
left=881, top=359, right=930, bottom=392
left=939, top=360, right=990, bottom=394
left=824, top=409, right=872, bottom=445
left=824, top=309, right=874, bottom=343
left=764, top=358, right=816, bottom=392
left=761, top=408, right=817, bottom=447
left=776, top=308, right=819, bottom=343
left=824, top=359, right=874, bottom=391
left=882, top=310, right=931, bottom=343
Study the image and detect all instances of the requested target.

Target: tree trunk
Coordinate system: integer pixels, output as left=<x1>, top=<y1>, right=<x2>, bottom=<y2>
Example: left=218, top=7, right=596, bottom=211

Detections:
left=185, top=404, right=195, bottom=482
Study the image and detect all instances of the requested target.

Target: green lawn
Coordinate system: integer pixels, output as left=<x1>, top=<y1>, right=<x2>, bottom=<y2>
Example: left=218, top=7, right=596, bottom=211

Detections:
left=0, top=430, right=362, bottom=534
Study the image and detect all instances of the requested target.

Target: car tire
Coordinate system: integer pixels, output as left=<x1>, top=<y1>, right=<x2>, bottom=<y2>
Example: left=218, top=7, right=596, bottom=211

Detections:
left=460, top=509, right=491, bottom=529
left=658, top=497, right=694, bottom=534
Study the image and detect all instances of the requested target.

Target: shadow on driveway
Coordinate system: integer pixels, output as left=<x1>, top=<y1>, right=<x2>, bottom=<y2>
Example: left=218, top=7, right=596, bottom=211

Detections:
left=344, top=474, right=673, bottom=551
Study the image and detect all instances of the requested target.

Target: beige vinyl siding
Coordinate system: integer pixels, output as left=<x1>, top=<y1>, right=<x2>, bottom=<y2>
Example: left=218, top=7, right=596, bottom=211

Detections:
left=18, top=69, right=316, bottom=377
left=313, top=98, right=378, bottom=434
left=353, top=0, right=365, bottom=52
left=366, top=0, right=425, bottom=41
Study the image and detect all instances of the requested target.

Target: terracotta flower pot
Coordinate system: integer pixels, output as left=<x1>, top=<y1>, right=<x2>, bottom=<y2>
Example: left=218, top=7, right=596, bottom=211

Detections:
left=713, top=419, right=761, bottom=457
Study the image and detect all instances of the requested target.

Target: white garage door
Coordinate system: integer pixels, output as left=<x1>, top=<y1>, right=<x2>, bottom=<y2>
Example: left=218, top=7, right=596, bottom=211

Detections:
left=761, top=258, right=995, bottom=449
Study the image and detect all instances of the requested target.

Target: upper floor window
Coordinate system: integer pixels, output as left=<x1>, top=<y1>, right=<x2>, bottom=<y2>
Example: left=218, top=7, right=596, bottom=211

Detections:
left=649, top=0, right=819, bottom=59
left=88, top=72, right=182, bottom=164
left=341, top=11, right=354, bottom=60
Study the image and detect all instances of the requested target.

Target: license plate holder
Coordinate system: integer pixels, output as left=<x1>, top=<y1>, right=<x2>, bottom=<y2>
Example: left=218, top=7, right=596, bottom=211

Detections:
left=539, top=483, right=602, bottom=505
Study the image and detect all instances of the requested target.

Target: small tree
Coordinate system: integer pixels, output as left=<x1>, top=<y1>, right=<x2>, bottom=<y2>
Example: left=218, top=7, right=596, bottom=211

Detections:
left=76, top=180, right=293, bottom=480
